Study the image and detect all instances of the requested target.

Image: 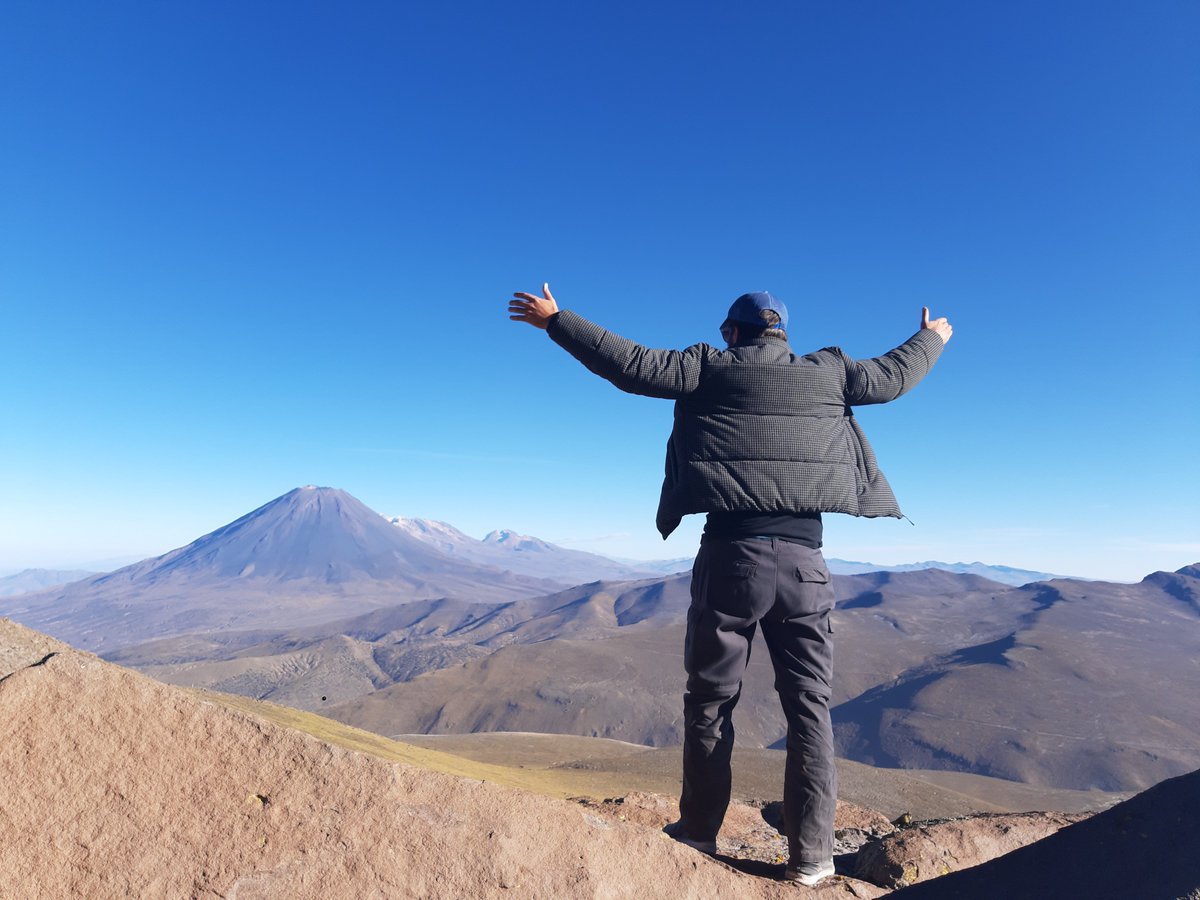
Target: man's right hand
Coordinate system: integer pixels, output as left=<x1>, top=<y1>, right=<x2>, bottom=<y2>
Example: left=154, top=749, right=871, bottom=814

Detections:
left=509, top=283, right=560, bottom=330
left=921, top=307, right=953, bottom=345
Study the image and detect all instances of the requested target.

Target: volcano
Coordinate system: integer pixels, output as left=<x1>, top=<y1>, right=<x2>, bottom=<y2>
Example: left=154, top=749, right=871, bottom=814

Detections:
left=114, top=486, right=509, bottom=584
left=1, top=487, right=560, bottom=651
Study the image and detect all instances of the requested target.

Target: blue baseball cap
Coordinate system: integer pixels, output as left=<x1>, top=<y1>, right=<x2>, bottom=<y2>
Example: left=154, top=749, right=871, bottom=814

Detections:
left=725, top=291, right=788, bottom=332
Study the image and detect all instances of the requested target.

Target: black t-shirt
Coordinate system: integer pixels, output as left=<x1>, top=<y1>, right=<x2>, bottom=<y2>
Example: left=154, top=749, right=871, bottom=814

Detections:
left=703, top=511, right=823, bottom=549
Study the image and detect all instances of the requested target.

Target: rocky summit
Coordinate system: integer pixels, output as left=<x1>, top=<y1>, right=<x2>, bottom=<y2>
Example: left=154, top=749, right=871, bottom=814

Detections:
left=0, top=617, right=863, bottom=899
left=5, top=615, right=1199, bottom=898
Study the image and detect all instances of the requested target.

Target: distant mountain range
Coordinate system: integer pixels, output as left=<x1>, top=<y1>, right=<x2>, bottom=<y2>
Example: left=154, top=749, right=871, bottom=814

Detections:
left=0, top=568, right=94, bottom=597
left=5, top=485, right=1195, bottom=793
left=608, top=555, right=697, bottom=576
left=825, top=559, right=1069, bottom=586
left=387, top=520, right=1066, bottom=586
left=386, top=517, right=672, bottom=583
left=2, top=508, right=1069, bottom=593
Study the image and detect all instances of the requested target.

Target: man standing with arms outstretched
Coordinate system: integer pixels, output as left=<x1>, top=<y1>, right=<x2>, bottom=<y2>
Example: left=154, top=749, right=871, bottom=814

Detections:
left=509, top=284, right=952, bottom=885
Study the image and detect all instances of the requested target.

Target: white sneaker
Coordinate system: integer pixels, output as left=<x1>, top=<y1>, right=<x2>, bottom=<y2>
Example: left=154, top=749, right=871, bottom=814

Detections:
left=784, top=859, right=836, bottom=886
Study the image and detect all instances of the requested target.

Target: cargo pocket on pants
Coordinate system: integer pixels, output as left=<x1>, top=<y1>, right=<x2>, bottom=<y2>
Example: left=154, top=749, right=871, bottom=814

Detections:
left=790, top=564, right=835, bottom=616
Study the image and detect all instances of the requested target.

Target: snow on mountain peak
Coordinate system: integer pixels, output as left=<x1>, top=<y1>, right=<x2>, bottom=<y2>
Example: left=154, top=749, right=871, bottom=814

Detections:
left=385, top=516, right=477, bottom=554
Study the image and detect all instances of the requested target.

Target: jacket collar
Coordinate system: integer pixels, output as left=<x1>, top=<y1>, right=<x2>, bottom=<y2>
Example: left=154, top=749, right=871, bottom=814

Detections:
left=733, top=335, right=792, bottom=352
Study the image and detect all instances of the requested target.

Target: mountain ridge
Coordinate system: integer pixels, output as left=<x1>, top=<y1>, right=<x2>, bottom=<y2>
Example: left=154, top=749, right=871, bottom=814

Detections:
left=825, top=559, right=1073, bottom=586
left=0, top=568, right=95, bottom=597
left=313, top=564, right=1200, bottom=791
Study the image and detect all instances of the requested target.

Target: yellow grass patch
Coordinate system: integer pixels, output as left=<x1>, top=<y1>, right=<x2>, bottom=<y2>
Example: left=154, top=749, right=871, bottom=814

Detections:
left=188, top=688, right=635, bottom=800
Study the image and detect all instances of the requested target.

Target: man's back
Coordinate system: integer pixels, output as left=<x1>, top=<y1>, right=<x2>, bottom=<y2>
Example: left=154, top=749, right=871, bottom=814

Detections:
left=542, top=308, right=945, bottom=534
left=673, top=338, right=864, bottom=525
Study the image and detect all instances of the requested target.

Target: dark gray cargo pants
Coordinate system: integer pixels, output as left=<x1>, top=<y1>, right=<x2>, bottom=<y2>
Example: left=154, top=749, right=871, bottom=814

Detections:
left=680, top=535, right=837, bottom=864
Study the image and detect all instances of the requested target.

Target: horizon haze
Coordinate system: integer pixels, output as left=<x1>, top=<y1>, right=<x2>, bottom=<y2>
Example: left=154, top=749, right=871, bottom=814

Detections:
left=0, top=485, right=1087, bottom=586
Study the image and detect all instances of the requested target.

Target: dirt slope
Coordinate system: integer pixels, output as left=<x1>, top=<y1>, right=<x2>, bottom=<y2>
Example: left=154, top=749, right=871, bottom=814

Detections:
left=1, top=618, right=879, bottom=899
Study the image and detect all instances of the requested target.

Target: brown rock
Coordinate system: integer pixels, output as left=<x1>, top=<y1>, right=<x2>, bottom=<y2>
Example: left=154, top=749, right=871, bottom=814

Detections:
left=0, top=619, right=882, bottom=898
left=835, top=800, right=897, bottom=835
left=854, top=811, right=1087, bottom=888
left=574, top=790, right=680, bottom=830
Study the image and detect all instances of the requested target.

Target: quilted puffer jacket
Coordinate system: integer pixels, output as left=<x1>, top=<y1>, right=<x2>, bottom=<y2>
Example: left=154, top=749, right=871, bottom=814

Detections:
left=546, top=309, right=946, bottom=538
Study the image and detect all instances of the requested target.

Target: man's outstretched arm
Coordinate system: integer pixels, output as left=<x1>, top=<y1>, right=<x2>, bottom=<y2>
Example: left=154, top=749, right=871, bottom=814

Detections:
left=843, top=307, right=953, bottom=406
left=509, top=283, right=705, bottom=399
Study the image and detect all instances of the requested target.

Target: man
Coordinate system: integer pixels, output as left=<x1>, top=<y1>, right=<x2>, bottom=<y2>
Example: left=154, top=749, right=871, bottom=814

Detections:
left=509, top=284, right=951, bottom=886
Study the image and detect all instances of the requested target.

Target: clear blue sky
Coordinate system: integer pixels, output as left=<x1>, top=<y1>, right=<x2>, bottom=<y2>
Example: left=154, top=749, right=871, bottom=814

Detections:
left=2, top=1, right=1197, bottom=581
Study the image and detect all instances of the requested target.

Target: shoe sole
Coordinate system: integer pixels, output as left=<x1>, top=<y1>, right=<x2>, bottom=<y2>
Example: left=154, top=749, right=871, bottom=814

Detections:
left=784, top=863, right=836, bottom=886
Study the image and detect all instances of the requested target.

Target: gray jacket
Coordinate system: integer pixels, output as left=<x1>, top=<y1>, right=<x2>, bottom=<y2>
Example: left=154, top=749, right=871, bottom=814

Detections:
left=546, top=310, right=946, bottom=538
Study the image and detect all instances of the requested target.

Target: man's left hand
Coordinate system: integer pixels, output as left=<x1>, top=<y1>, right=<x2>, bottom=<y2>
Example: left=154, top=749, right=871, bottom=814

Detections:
left=921, top=307, right=953, bottom=345
left=509, top=283, right=559, bottom=329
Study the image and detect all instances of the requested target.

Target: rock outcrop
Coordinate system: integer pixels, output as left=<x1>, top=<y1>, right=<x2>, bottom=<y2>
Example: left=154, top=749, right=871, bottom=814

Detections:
left=853, top=811, right=1086, bottom=888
